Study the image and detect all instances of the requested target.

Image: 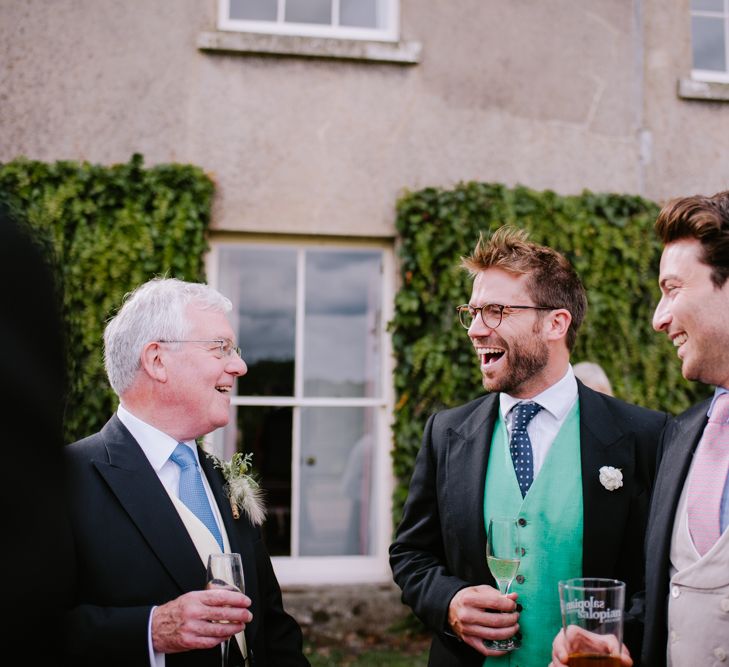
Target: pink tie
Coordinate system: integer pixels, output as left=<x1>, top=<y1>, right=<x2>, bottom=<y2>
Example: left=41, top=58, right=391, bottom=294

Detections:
left=687, top=393, right=729, bottom=556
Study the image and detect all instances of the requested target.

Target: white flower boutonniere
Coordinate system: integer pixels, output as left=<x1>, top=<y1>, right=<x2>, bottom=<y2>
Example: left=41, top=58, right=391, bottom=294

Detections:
left=599, top=466, right=623, bottom=491
left=208, top=452, right=266, bottom=526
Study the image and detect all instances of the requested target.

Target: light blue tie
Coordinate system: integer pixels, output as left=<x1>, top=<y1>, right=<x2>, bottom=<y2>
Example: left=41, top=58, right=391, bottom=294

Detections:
left=170, top=443, right=224, bottom=552
left=509, top=402, right=543, bottom=498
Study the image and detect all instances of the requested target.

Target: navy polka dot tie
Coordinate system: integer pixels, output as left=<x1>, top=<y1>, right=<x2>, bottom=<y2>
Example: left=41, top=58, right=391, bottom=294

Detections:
left=509, top=402, right=543, bottom=498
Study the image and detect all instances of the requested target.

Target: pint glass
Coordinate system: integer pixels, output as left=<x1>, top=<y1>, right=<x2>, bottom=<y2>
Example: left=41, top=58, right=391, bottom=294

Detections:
left=558, top=577, right=625, bottom=667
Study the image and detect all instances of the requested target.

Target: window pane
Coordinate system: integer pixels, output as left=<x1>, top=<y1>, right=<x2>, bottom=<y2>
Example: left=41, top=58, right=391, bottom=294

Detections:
left=691, top=0, right=724, bottom=11
left=341, top=0, right=378, bottom=28
left=229, top=0, right=277, bottom=21
left=299, top=407, right=376, bottom=556
left=241, top=406, right=293, bottom=556
left=218, top=246, right=296, bottom=396
left=285, top=0, right=332, bottom=25
left=303, top=249, right=383, bottom=398
left=692, top=16, right=727, bottom=71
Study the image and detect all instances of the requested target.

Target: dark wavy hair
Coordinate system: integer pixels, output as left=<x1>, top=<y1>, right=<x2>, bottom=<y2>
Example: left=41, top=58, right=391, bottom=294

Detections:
left=655, top=190, right=729, bottom=288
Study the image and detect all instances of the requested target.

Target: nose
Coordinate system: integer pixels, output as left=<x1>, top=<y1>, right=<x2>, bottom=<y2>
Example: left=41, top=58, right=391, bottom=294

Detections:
left=227, top=354, right=248, bottom=377
left=652, top=297, right=670, bottom=332
left=468, top=315, right=494, bottom=338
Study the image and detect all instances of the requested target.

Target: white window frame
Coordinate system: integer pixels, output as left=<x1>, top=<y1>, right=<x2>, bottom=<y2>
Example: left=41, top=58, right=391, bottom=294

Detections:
left=691, top=0, right=729, bottom=83
left=218, top=0, right=399, bottom=42
left=206, top=237, right=396, bottom=585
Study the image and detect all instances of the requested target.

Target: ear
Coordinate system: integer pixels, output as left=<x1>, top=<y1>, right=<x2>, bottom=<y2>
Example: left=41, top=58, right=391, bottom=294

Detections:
left=140, top=341, right=168, bottom=383
left=544, top=308, right=572, bottom=343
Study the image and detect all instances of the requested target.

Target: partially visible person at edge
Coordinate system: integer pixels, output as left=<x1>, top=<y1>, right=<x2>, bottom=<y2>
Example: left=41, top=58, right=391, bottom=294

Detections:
left=62, top=277, right=310, bottom=666
left=389, top=226, right=668, bottom=667
left=551, top=190, right=729, bottom=667
left=0, top=199, right=71, bottom=662
left=573, top=361, right=614, bottom=396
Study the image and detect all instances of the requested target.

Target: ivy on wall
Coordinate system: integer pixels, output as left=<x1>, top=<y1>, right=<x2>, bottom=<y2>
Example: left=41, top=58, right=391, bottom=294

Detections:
left=0, top=154, right=213, bottom=443
left=390, top=182, right=708, bottom=524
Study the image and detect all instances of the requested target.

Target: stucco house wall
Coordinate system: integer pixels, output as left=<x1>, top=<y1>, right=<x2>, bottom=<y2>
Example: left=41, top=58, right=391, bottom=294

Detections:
left=2, top=0, right=726, bottom=240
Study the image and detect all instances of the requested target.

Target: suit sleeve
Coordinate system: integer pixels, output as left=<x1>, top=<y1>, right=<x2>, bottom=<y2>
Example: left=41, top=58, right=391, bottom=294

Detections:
left=253, top=536, right=311, bottom=666
left=389, top=413, right=471, bottom=634
left=63, top=602, right=153, bottom=665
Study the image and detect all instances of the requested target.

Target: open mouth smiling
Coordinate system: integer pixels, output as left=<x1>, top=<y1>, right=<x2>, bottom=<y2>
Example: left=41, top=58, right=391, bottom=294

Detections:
left=477, top=346, right=505, bottom=366
left=215, top=385, right=231, bottom=393
left=672, top=333, right=687, bottom=348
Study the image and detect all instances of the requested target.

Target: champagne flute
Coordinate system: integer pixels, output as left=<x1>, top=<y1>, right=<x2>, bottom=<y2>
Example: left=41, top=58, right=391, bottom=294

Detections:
left=484, top=517, right=521, bottom=651
left=206, top=553, right=245, bottom=667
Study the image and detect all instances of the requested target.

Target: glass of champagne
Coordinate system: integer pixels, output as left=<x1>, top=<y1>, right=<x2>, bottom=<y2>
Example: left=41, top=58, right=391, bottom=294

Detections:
left=484, top=517, right=521, bottom=651
left=206, top=553, right=245, bottom=667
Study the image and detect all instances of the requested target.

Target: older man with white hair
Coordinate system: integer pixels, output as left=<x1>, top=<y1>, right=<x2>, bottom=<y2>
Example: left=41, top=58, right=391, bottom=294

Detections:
left=62, top=277, right=309, bottom=667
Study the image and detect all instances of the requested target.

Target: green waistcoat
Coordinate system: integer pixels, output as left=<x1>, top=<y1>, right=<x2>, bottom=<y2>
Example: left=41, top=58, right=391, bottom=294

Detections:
left=482, top=403, right=582, bottom=667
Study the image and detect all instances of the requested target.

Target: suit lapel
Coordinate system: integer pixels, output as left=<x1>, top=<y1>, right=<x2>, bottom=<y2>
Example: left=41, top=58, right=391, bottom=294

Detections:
left=93, top=416, right=206, bottom=593
left=578, top=384, right=637, bottom=576
left=647, top=401, right=708, bottom=565
left=446, top=394, right=499, bottom=583
left=200, top=450, right=261, bottom=638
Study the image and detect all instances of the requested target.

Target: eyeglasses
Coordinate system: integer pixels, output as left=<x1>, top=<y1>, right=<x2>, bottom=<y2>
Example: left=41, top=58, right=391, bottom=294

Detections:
left=158, top=339, right=242, bottom=358
left=456, top=303, right=555, bottom=330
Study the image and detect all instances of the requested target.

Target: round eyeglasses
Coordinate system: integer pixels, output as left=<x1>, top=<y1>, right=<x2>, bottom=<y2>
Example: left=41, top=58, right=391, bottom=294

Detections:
left=456, top=303, right=555, bottom=330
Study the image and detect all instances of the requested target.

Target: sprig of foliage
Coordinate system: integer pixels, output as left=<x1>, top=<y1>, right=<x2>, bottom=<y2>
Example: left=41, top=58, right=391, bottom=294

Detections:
left=208, top=452, right=266, bottom=526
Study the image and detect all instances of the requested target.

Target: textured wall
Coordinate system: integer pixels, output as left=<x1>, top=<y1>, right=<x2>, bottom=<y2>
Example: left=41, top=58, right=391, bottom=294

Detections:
left=1, top=0, right=727, bottom=236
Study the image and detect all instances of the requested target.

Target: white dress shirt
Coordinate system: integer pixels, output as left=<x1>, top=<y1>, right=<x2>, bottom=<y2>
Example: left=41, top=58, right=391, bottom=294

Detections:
left=499, top=365, right=579, bottom=477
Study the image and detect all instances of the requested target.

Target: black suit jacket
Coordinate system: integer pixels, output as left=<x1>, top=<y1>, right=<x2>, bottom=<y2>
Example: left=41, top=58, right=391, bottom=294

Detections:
left=640, top=399, right=710, bottom=667
left=389, top=381, right=668, bottom=666
left=62, top=415, right=309, bottom=667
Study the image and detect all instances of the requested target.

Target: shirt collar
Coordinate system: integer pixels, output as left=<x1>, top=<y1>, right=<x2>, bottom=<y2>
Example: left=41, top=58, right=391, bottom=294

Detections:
left=117, top=403, right=197, bottom=472
left=708, top=386, right=729, bottom=419
left=499, top=365, right=578, bottom=420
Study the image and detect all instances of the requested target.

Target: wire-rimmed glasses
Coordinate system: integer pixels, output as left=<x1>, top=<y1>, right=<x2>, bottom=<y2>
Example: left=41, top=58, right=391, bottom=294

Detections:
left=456, top=303, right=555, bottom=330
left=158, top=338, right=242, bottom=358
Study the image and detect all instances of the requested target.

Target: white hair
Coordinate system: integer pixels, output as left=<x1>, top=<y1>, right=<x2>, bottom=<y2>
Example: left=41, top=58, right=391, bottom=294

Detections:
left=573, top=361, right=613, bottom=396
left=103, top=277, right=232, bottom=395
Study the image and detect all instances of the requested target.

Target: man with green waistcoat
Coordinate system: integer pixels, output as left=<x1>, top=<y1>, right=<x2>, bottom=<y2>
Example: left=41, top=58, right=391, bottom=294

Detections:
left=390, top=226, right=668, bottom=666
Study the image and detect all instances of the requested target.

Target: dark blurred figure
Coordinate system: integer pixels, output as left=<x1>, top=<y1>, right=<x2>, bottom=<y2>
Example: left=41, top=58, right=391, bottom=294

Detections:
left=0, top=199, right=70, bottom=662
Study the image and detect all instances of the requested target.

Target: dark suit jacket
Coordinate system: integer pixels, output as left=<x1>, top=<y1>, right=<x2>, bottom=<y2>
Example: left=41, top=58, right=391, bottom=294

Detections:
left=389, top=381, right=668, bottom=666
left=640, top=399, right=710, bottom=667
left=62, top=415, right=309, bottom=667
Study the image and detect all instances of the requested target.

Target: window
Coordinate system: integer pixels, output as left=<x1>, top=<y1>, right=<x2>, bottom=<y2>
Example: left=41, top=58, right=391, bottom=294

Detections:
left=691, top=0, right=729, bottom=81
left=218, top=0, right=399, bottom=42
left=208, top=240, right=394, bottom=584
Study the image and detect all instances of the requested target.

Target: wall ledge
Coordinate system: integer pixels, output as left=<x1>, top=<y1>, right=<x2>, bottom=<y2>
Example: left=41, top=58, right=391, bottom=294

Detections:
left=678, top=78, right=729, bottom=102
left=198, top=30, right=421, bottom=65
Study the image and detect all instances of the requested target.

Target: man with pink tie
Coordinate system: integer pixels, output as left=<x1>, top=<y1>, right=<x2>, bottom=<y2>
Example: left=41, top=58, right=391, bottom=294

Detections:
left=551, top=190, right=729, bottom=667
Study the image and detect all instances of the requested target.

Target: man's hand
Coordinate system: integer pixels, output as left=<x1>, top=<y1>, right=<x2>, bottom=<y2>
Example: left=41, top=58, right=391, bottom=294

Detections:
left=550, top=626, right=633, bottom=667
left=447, top=585, right=519, bottom=657
left=152, top=589, right=252, bottom=654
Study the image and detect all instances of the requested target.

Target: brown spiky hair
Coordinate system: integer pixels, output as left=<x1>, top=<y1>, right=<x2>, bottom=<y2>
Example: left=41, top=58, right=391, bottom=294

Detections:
left=655, top=190, right=729, bottom=289
left=461, top=226, right=587, bottom=351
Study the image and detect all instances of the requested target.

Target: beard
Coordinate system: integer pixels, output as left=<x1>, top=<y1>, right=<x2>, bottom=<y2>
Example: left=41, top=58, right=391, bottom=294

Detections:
left=481, top=328, right=549, bottom=395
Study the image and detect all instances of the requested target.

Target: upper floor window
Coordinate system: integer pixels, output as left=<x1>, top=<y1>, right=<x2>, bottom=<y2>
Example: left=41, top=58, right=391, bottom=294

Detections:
left=218, top=0, right=399, bottom=41
left=691, top=0, right=729, bottom=81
